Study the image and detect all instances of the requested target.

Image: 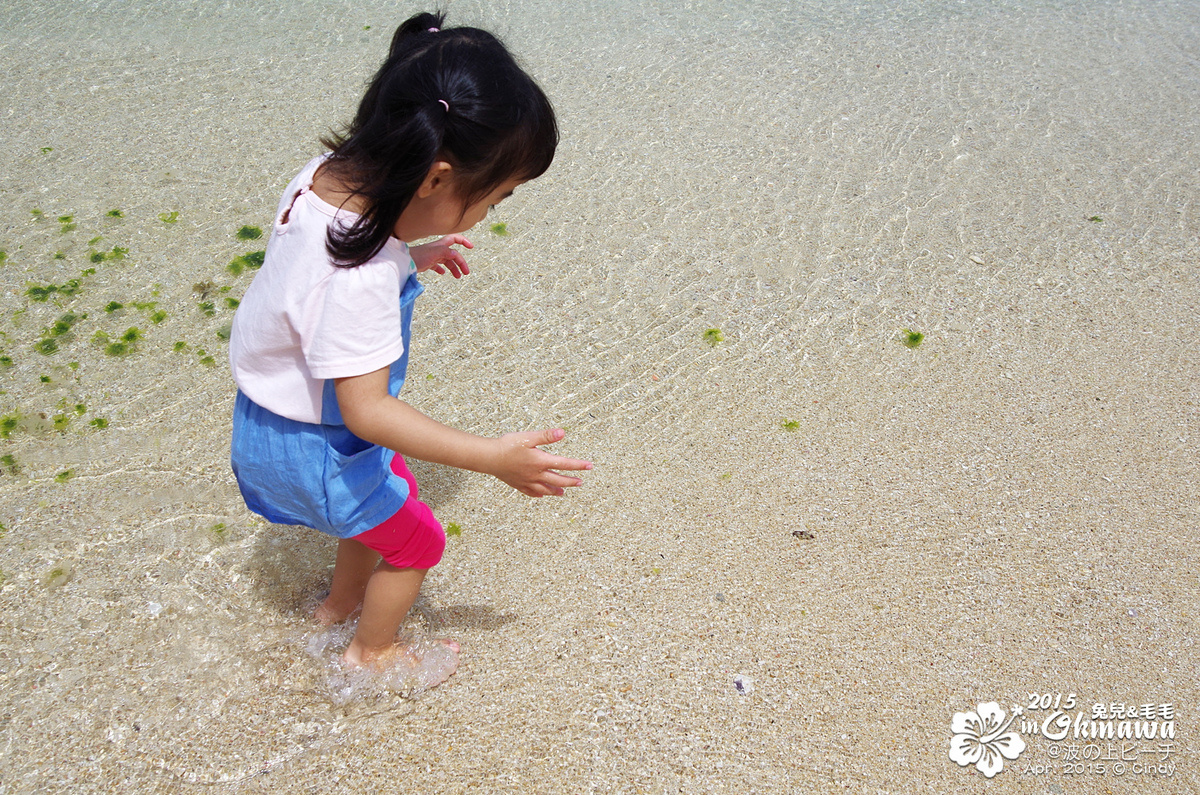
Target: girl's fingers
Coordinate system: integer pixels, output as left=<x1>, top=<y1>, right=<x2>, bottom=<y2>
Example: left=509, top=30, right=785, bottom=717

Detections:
left=440, top=234, right=474, bottom=249
left=543, top=471, right=583, bottom=488
left=547, top=456, right=593, bottom=472
left=526, top=427, right=565, bottom=447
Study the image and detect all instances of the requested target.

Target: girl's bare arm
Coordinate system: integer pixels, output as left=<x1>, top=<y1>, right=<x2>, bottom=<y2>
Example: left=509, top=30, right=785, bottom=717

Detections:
left=334, top=367, right=591, bottom=497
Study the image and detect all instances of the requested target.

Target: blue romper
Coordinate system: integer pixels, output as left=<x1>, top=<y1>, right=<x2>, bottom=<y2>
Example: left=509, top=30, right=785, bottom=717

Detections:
left=230, top=274, right=424, bottom=539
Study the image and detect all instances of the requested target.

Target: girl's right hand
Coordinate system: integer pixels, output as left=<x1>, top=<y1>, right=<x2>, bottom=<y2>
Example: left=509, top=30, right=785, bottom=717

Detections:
left=410, top=235, right=473, bottom=278
left=490, top=428, right=592, bottom=497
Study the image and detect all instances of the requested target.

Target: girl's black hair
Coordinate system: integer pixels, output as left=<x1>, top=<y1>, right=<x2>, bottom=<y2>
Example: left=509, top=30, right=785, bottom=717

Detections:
left=320, top=11, right=558, bottom=268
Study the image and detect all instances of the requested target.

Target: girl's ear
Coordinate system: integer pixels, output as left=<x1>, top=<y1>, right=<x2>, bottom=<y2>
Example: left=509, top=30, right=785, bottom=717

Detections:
left=417, top=161, right=455, bottom=198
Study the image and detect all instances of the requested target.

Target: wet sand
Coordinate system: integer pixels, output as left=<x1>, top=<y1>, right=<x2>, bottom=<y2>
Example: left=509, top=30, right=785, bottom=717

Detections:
left=0, top=0, right=1197, bottom=791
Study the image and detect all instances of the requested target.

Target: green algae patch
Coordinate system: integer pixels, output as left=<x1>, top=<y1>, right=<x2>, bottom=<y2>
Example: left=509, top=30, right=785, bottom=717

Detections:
left=96, top=327, right=143, bottom=357
left=227, top=250, right=265, bottom=276
left=0, top=413, right=21, bottom=438
left=43, top=563, right=73, bottom=588
left=899, top=329, right=924, bottom=349
left=703, top=328, right=724, bottom=346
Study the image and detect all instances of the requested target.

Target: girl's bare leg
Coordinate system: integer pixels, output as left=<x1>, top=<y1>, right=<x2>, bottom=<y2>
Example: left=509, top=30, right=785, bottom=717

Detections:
left=343, top=564, right=459, bottom=680
left=314, top=538, right=379, bottom=625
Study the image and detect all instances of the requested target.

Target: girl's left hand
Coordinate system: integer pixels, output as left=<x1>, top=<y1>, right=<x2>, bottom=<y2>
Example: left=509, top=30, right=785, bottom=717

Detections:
left=410, top=235, right=473, bottom=278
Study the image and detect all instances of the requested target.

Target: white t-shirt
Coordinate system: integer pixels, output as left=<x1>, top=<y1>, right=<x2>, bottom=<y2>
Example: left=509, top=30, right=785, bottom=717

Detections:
left=230, top=157, right=416, bottom=424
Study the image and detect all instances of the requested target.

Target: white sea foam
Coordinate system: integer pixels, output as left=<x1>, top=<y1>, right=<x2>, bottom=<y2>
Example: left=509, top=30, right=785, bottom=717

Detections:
left=305, top=621, right=459, bottom=705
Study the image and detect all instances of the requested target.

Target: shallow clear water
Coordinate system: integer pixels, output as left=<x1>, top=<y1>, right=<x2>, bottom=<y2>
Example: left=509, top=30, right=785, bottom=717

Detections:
left=1, top=1, right=1197, bottom=791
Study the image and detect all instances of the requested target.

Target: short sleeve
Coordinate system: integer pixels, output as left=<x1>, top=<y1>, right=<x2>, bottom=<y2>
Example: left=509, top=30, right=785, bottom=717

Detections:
left=302, top=262, right=405, bottom=379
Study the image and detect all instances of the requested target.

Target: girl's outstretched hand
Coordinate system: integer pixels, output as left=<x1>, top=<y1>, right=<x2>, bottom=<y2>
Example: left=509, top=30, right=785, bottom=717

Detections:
left=490, top=428, right=592, bottom=497
left=410, top=235, right=473, bottom=278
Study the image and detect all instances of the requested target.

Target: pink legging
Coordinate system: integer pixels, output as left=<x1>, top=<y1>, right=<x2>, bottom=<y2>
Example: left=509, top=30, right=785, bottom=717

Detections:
left=350, top=454, right=445, bottom=569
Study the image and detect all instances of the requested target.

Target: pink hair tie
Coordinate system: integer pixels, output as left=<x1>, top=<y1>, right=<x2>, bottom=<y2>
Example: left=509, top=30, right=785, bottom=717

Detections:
left=428, top=27, right=439, bottom=33
left=437, top=99, right=450, bottom=113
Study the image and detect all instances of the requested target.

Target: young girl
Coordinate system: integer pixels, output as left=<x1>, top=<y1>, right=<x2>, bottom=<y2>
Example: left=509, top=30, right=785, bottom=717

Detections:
left=229, top=12, right=591, bottom=682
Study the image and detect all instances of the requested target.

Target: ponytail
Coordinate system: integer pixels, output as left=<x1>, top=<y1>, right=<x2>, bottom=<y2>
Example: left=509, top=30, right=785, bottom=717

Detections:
left=320, top=12, right=557, bottom=268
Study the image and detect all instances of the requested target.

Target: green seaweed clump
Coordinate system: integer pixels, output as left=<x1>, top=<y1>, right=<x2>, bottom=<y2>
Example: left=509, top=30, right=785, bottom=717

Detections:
left=49, top=312, right=85, bottom=337
left=216, top=323, right=232, bottom=341
left=104, top=301, right=124, bottom=314
left=159, top=211, right=180, bottom=224
left=1088, top=216, right=1103, bottom=223
left=236, top=225, right=263, bottom=240
left=0, top=413, right=20, bottom=438
left=26, top=277, right=84, bottom=302
left=106, top=209, right=124, bottom=218
left=52, top=414, right=71, bottom=432
left=0, top=355, right=12, bottom=368
left=227, top=250, right=265, bottom=276
left=781, top=420, right=800, bottom=432
left=703, top=328, right=724, bottom=346
left=33, top=339, right=59, bottom=355
left=89, top=417, right=109, bottom=429
left=199, top=301, right=216, bottom=317
left=899, top=329, right=924, bottom=349
left=89, top=246, right=128, bottom=264
left=445, top=522, right=463, bottom=537
left=101, top=327, right=142, bottom=357
left=208, top=523, right=230, bottom=543
left=58, top=215, right=76, bottom=233
left=53, top=470, right=73, bottom=484
left=2, top=454, right=18, bottom=475
left=43, top=563, right=72, bottom=588
left=489, top=222, right=509, bottom=236
left=27, top=284, right=58, bottom=301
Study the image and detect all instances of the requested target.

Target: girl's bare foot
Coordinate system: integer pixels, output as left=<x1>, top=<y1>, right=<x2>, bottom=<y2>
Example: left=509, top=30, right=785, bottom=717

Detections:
left=343, top=637, right=461, bottom=688
left=312, top=594, right=361, bottom=626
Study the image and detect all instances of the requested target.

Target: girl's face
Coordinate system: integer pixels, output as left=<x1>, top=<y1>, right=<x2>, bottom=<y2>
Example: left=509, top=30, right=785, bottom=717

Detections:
left=450, top=178, right=526, bottom=235
left=396, top=167, right=526, bottom=241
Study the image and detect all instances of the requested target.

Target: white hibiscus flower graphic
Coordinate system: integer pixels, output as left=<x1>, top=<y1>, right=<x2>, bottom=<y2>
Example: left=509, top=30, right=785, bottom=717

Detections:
left=949, top=702, right=1026, bottom=777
